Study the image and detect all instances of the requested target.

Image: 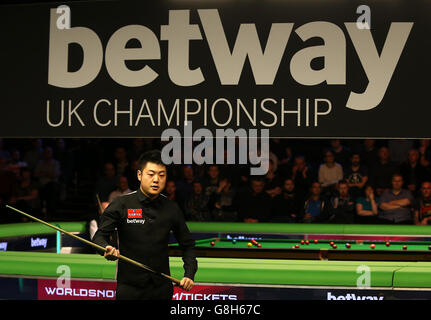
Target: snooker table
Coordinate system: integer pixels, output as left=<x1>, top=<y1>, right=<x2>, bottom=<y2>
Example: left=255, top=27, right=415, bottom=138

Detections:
left=1, top=221, right=431, bottom=299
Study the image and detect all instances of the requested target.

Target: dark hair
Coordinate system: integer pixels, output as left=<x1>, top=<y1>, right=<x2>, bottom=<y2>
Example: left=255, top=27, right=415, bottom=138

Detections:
left=137, top=150, right=165, bottom=171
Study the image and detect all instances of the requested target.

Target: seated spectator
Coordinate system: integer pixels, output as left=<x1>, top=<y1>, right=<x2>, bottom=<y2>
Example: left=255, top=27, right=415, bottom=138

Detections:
left=290, top=155, right=313, bottom=201
left=108, top=176, right=132, bottom=202
left=271, top=178, right=302, bottom=223
left=360, top=139, right=379, bottom=169
left=34, top=146, right=61, bottom=218
left=9, top=167, right=40, bottom=220
left=368, top=146, right=399, bottom=196
left=418, top=139, right=431, bottom=167
left=378, top=173, right=415, bottom=224
left=344, top=153, right=368, bottom=198
left=211, top=178, right=237, bottom=222
left=175, top=165, right=195, bottom=209
left=164, top=180, right=177, bottom=202
left=123, top=159, right=140, bottom=191
left=318, top=150, right=343, bottom=196
left=414, top=181, right=431, bottom=225
left=184, top=180, right=210, bottom=221
left=95, top=162, right=118, bottom=202
left=235, top=178, right=272, bottom=223
left=330, top=139, right=351, bottom=168
left=264, top=159, right=283, bottom=198
left=23, top=138, right=43, bottom=173
left=203, top=165, right=220, bottom=199
left=113, top=147, right=129, bottom=176
left=302, top=182, right=329, bottom=223
left=388, top=139, right=414, bottom=166
left=328, top=180, right=356, bottom=224
left=6, top=149, right=28, bottom=177
left=400, top=149, right=430, bottom=196
left=355, top=184, right=380, bottom=224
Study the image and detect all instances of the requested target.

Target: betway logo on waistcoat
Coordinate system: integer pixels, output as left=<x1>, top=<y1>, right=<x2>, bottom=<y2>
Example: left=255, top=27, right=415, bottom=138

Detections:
left=48, top=9, right=413, bottom=111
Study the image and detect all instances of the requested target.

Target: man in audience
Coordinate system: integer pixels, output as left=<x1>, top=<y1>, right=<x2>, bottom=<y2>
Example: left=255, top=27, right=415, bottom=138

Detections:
left=302, top=182, right=329, bottom=223
left=328, top=180, right=356, bottom=224
left=414, top=181, right=431, bottom=225
left=344, top=153, right=368, bottom=198
left=95, top=162, right=118, bottom=202
left=290, top=155, right=313, bottom=202
left=400, top=149, right=430, bottom=196
left=235, top=178, right=272, bottom=223
left=108, top=176, right=132, bottom=202
left=368, top=146, right=399, bottom=196
left=330, top=139, right=351, bottom=168
left=379, top=173, right=415, bottom=224
left=318, top=150, right=343, bottom=196
left=271, top=178, right=302, bottom=222
left=184, top=180, right=210, bottom=221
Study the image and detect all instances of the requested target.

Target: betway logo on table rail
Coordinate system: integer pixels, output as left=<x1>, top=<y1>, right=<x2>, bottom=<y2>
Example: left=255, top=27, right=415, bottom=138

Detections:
left=49, top=8, right=413, bottom=111
left=327, top=292, right=384, bottom=300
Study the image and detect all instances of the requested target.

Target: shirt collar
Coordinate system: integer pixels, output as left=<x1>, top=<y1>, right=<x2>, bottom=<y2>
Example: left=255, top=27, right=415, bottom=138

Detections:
left=137, top=188, right=161, bottom=204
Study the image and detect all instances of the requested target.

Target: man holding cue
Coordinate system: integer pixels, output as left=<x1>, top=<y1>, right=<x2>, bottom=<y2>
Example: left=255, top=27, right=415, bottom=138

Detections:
left=93, top=150, right=197, bottom=299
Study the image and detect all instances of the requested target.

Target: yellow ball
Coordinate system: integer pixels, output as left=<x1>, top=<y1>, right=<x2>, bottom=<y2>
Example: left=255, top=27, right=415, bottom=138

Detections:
left=247, top=242, right=253, bottom=247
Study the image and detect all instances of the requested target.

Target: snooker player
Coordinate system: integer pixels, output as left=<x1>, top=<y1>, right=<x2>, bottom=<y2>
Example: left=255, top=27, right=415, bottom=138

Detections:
left=93, top=150, right=197, bottom=299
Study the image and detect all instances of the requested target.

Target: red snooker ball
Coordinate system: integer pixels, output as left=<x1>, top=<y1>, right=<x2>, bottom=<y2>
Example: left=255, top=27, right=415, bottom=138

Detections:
left=385, top=242, right=390, bottom=247
left=210, top=241, right=215, bottom=246
left=403, top=245, right=407, bottom=250
left=305, top=240, right=310, bottom=245
left=330, top=241, right=335, bottom=246
left=300, top=240, right=305, bottom=245
left=295, top=244, right=300, bottom=248
left=257, top=244, right=262, bottom=248
left=370, top=244, right=376, bottom=249
left=314, top=239, right=319, bottom=244
left=332, top=244, right=337, bottom=249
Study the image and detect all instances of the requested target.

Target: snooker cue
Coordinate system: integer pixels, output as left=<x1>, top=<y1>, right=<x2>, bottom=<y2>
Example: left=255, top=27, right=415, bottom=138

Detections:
left=5, top=205, right=181, bottom=286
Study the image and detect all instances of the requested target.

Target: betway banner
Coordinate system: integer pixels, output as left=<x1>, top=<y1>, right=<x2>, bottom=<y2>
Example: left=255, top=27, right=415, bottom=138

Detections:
left=0, top=0, right=429, bottom=137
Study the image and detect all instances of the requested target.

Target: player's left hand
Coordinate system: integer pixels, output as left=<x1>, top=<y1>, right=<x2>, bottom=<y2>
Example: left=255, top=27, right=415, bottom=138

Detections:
left=180, top=277, right=194, bottom=291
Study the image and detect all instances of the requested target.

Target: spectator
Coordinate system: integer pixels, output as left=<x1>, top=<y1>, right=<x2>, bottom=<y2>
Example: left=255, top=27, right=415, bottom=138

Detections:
left=23, top=138, right=43, bottom=173
left=203, top=165, right=220, bottom=200
left=368, top=146, right=399, bottom=196
left=414, top=181, right=431, bottom=225
left=302, top=182, right=329, bottom=223
left=184, top=180, right=210, bottom=221
left=108, top=176, right=132, bottom=202
left=355, top=184, right=380, bottom=224
left=378, top=173, right=415, bottom=224
left=9, top=167, right=40, bottom=220
left=164, top=180, right=178, bottom=202
left=264, top=159, right=283, bottom=198
left=271, top=178, right=302, bottom=223
left=344, top=153, right=368, bottom=198
left=290, top=155, right=313, bottom=201
left=211, top=178, right=237, bottom=222
left=6, top=149, right=28, bottom=177
left=34, top=146, right=61, bottom=218
left=318, top=150, right=343, bottom=196
left=360, top=139, right=379, bottom=169
left=418, top=139, right=431, bottom=167
left=113, top=147, right=129, bottom=176
left=95, top=162, right=118, bottom=202
left=123, top=159, right=140, bottom=191
left=175, top=165, right=195, bottom=210
left=330, top=139, right=351, bottom=168
left=235, top=178, right=272, bottom=223
left=400, top=149, right=430, bottom=196
left=388, top=139, right=414, bottom=166
left=328, top=181, right=356, bottom=224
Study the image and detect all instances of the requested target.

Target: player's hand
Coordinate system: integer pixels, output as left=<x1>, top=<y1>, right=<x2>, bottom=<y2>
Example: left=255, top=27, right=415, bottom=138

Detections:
left=180, top=277, right=194, bottom=291
left=104, top=245, right=120, bottom=261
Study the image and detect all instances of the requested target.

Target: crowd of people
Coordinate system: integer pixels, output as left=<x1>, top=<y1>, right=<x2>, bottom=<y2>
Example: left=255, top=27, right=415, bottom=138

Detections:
left=1, top=138, right=431, bottom=225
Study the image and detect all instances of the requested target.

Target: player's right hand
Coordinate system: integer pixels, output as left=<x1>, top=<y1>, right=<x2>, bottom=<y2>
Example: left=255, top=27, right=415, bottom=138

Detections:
left=104, top=245, right=120, bottom=261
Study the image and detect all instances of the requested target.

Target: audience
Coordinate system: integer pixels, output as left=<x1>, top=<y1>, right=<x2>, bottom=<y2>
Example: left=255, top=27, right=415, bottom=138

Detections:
left=328, top=181, right=356, bottom=224
left=414, top=181, right=431, bottom=225
left=318, top=150, right=343, bottom=196
left=302, top=182, right=329, bottom=223
left=3, top=138, right=431, bottom=226
left=378, top=173, right=415, bottom=224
